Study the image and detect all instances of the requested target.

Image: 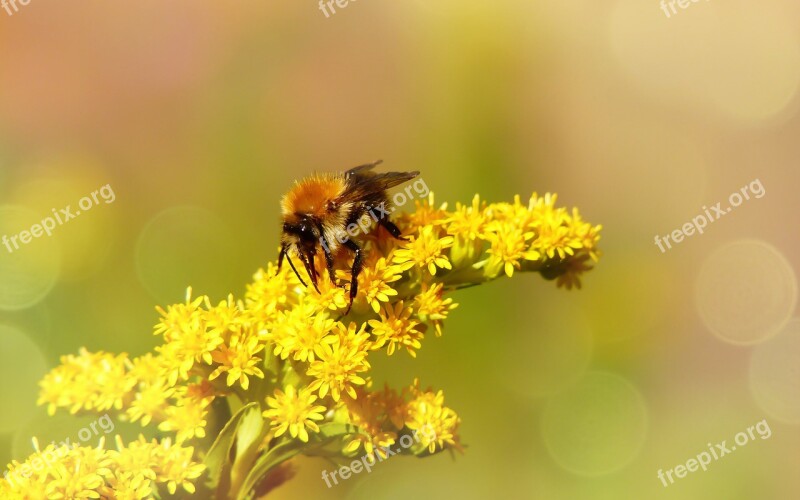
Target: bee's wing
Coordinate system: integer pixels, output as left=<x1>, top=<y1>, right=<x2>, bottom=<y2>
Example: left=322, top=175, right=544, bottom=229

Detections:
left=344, top=160, right=383, bottom=179
left=340, top=170, right=420, bottom=203
left=366, top=171, right=420, bottom=189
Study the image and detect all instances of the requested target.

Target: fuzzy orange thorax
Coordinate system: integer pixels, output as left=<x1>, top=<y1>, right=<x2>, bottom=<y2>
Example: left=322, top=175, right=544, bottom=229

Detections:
left=281, top=173, right=346, bottom=220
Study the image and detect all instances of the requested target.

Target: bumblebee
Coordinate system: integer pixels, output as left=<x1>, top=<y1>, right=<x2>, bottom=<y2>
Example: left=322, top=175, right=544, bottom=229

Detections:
left=278, top=160, right=419, bottom=312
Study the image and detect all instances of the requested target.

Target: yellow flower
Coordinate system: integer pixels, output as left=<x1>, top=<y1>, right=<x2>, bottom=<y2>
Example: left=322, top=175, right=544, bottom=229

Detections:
left=404, top=380, right=462, bottom=454
left=204, top=294, right=245, bottom=338
left=444, top=194, right=488, bottom=267
left=522, top=193, right=585, bottom=260
left=359, top=256, right=403, bottom=313
left=103, top=436, right=158, bottom=499
left=483, top=221, right=540, bottom=278
left=152, top=288, right=205, bottom=342
left=308, top=277, right=351, bottom=313
left=268, top=301, right=318, bottom=359
left=2, top=439, right=68, bottom=497
left=154, top=289, right=224, bottom=386
left=413, top=283, right=458, bottom=337
left=158, top=395, right=211, bottom=443
left=149, top=438, right=206, bottom=495
left=342, top=432, right=397, bottom=460
left=341, top=387, right=398, bottom=458
left=263, top=386, right=327, bottom=442
left=444, top=194, right=487, bottom=240
left=307, top=322, right=371, bottom=401
left=399, top=192, right=449, bottom=232
left=127, top=379, right=173, bottom=426
left=483, top=199, right=524, bottom=233
left=274, top=309, right=336, bottom=363
left=528, top=192, right=563, bottom=226
left=208, top=333, right=265, bottom=390
left=102, top=473, right=154, bottom=500
left=45, top=442, right=112, bottom=499
left=531, top=220, right=582, bottom=260
left=392, top=225, right=454, bottom=275
left=128, top=352, right=168, bottom=386
left=567, top=207, right=602, bottom=261
left=245, top=263, right=294, bottom=320
left=369, top=301, right=426, bottom=357
left=37, top=348, right=136, bottom=415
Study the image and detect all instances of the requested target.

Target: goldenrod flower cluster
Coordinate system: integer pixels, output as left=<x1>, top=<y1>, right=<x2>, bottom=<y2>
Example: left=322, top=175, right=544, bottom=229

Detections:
left=10, top=190, right=600, bottom=498
left=0, top=436, right=205, bottom=499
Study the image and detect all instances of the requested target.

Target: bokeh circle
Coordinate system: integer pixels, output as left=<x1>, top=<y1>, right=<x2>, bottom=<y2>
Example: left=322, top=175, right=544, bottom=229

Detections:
left=749, top=319, right=800, bottom=424
left=0, top=206, right=60, bottom=311
left=695, top=240, right=796, bottom=345
left=135, top=206, right=235, bottom=304
left=0, top=325, right=49, bottom=432
left=540, top=371, right=648, bottom=476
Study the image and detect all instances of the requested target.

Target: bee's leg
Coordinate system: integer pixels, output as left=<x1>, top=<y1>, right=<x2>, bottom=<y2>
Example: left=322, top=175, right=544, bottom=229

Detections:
left=380, top=218, right=409, bottom=242
left=284, top=249, right=308, bottom=288
left=321, top=241, right=338, bottom=287
left=316, top=227, right=339, bottom=287
left=343, top=239, right=363, bottom=314
left=277, top=245, right=286, bottom=272
left=301, top=251, right=321, bottom=294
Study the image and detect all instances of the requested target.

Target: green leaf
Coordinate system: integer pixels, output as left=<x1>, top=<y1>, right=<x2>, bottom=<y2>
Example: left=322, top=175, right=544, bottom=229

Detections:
left=236, top=440, right=302, bottom=500
left=281, top=359, right=305, bottom=389
left=234, top=404, right=264, bottom=464
left=235, top=422, right=362, bottom=499
left=316, top=422, right=362, bottom=439
left=229, top=404, right=269, bottom=497
left=204, top=402, right=260, bottom=492
left=263, top=347, right=280, bottom=381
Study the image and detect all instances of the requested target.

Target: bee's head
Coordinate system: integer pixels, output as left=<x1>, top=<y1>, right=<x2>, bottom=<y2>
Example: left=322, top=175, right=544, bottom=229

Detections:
left=281, top=216, right=319, bottom=254
left=280, top=215, right=323, bottom=293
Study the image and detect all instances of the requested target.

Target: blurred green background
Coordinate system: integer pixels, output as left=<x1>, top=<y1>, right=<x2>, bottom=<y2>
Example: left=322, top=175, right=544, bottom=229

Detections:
left=1, top=1, right=799, bottom=498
